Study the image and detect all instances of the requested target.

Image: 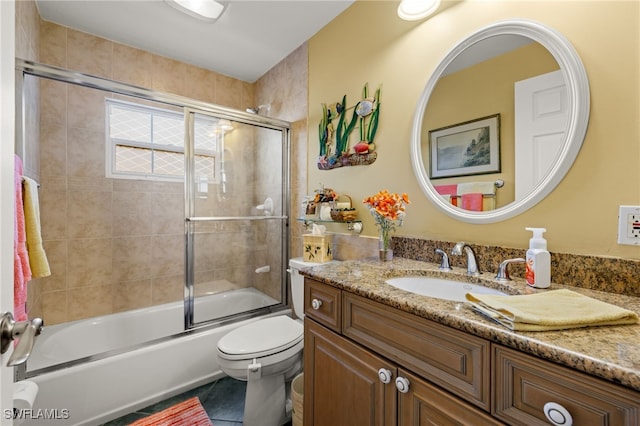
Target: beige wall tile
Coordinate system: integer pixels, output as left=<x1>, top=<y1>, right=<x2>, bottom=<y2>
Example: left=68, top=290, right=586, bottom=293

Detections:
left=40, top=290, right=68, bottom=326
left=67, top=190, right=112, bottom=238
left=112, top=44, right=153, bottom=88
left=39, top=21, right=66, bottom=68
left=67, top=127, right=106, bottom=177
left=39, top=78, right=67, bottom=128
left=113, top=236, right=152, bottom=283
left=151, top=234, right=184, bottom=278
left=67, top=238, right=112, bottom=287
left=184, top=66, right=216, bottom=103
left=38, top=239, right=67, bottom=292
left=215, top=74, right=243, bottom=109
left=113, top=279, right=152, bottom=313
left=40, top=123, right=66, bottom=178
left=151, top=274, right=183, bottom=305
left=39, top=188, right=67, bottom=240
left=67, top=28, right=112, bottom=79
left=67, top=84, right=109, bottom=132
left=151, top=55, right=186, bottom=95
left=112, top=190, right=153, bottom=236
left=68, top=284, right=113, bottom=321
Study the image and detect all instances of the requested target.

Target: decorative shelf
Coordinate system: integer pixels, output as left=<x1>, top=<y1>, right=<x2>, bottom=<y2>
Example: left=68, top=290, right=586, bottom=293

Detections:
left=296, top=217, right=363, bottom=234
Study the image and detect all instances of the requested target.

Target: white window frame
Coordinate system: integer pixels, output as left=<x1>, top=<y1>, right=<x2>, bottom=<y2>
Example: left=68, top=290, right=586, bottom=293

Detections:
left=105, top=99, right=219, bottom=182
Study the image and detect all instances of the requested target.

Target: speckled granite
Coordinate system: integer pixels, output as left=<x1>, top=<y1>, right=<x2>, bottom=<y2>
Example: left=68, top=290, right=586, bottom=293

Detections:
left=393, top=236, right=640, bottom=297
left=299, top=256, right=640, bottom=392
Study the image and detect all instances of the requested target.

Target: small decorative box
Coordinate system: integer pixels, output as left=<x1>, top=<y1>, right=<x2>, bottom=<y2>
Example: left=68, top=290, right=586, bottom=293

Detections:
left=302, top=234, right=333, bottom=263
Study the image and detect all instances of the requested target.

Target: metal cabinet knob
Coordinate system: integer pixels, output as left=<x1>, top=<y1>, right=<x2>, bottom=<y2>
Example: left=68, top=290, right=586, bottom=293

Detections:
left=543, top=402, right=573, bottom=426
left=311, top=299, right=323, bottom=310
left=378, top=368, right=392, bottom=384
left=395, top=376, right=410, bottom=393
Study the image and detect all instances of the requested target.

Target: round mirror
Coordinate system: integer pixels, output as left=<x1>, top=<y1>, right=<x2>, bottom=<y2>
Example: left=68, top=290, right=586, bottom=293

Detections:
left=410, top=19, right=590, bottom=223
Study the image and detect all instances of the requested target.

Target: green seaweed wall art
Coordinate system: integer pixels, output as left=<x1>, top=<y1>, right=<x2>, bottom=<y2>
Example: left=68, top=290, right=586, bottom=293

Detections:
left=318, top=83, right=381, bottom=170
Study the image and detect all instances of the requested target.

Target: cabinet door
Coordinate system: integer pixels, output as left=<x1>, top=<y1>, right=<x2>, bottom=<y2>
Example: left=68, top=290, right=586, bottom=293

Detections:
left=304, top=319, right=397, bottom=426
left=398, top=369, right=504, bottom=426
left=493, top=344, right=640, bottom=426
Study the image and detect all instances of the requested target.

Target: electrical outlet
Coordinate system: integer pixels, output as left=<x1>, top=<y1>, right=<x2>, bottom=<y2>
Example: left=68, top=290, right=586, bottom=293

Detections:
left=618, top=205, right=640, bottom=246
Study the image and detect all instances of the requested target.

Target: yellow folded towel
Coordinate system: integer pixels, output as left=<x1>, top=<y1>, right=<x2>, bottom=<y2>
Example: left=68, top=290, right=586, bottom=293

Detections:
left=465, top=289, right=639, bottom=331
left=22, top=177, right=51, bottom=278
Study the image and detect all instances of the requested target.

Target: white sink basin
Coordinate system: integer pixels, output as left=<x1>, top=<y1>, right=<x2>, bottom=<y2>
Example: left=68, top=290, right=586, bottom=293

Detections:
left=385, top=276, right=507, bottom=302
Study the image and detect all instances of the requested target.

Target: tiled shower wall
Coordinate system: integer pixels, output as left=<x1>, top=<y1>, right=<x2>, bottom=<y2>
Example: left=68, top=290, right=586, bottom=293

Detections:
left=24, top=13, right=294, bottom=325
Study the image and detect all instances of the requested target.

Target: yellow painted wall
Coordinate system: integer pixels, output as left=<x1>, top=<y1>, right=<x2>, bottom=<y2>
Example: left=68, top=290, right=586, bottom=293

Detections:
left=308, top=0, right=640, bottom=259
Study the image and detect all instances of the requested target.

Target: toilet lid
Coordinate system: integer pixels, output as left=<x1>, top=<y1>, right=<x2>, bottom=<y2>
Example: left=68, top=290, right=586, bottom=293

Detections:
left=217, top=316, right=303, bottom=359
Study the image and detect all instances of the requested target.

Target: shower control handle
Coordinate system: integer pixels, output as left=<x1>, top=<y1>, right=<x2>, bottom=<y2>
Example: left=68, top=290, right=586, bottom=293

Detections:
left=311, top=299, right=323, bottom=310
left=0, top=312, right=44, bottom=366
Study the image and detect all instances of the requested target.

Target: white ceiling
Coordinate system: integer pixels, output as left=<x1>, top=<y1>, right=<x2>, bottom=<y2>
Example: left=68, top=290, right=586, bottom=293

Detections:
left=35, top=0, right=355, bottom=82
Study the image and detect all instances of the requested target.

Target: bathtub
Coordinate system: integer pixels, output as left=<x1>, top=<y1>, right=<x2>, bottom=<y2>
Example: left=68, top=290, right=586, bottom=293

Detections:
left=22, top=288, right=286, bottom=426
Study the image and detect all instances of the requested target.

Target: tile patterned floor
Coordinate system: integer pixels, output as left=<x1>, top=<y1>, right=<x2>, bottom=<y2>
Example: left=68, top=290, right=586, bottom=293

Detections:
left=101, top=376, right=293, bottom=426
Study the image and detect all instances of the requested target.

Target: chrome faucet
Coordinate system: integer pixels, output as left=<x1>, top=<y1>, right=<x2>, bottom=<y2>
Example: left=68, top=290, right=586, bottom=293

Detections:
left=435, top=249, right=452, bottom=271
left=495, top=258, right=526, bottom=282
left=451, top=242, right=480, bottom=276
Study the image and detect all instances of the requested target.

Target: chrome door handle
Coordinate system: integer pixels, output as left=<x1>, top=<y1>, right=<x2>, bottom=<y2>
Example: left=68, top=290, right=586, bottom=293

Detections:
left=1, top=312, right=44, bottom=366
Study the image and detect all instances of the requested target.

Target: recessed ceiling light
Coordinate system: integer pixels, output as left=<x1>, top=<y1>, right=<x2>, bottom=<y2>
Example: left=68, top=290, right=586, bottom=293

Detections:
left=165, top=0, right=227, bottom=22
left=397, top=0, right=441, bottom=21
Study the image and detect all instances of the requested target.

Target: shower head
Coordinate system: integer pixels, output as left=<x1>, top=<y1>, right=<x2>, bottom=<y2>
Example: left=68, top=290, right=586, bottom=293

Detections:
left=246, top=104, right=270, bottom=115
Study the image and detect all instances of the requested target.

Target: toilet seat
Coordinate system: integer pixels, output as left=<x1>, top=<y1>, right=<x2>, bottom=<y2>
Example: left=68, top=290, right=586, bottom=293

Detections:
left=217, top=316, right=303, bottom=361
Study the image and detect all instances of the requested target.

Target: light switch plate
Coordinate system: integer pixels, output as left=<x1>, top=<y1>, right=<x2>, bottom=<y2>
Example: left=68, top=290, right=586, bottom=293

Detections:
left=617, top=205, right=640, bottom=245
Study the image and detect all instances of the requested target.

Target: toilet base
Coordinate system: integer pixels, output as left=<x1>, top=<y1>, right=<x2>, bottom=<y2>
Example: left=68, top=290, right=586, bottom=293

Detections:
left=244, top=373, right=288, bottom=426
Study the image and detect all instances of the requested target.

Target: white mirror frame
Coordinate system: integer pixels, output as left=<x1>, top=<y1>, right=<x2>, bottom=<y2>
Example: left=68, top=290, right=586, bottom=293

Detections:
left=410, top=19, right=590, bottom=224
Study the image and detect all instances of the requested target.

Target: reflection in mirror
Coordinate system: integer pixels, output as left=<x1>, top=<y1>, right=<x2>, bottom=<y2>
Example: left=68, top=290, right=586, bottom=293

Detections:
left=423, top=36, right=563, bottom=210
left=410, top=19, right=590, bottom=223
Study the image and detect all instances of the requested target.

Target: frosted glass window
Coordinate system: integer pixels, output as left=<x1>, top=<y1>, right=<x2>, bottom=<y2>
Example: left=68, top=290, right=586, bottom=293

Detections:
left=106, top=99, right=218, bottom=182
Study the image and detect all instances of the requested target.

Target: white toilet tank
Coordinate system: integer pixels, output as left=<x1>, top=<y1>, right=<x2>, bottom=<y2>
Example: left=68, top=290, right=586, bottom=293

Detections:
left=289, top=257, right=335, bottom=318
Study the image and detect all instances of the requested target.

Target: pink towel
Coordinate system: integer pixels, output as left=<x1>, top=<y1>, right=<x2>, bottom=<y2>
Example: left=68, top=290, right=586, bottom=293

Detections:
left=434, top=184, right=458, bottom=206
left=461, top=193, right=483, bottom=211
left=434, top=184, right=457, bottom=196
left=14, top=156, right=30, bottom=321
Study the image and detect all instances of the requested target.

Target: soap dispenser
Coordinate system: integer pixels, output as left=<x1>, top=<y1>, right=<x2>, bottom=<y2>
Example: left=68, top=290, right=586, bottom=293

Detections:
left=525, top=227, right=550, bottom=288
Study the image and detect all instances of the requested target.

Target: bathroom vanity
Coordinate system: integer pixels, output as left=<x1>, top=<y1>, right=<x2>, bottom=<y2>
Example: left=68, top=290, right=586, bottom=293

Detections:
left=301, top=258, right=640, bottom=425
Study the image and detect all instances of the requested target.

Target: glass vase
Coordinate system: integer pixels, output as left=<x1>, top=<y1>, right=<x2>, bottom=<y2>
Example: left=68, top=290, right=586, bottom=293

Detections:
left=378, top=227, right=393, bottom=261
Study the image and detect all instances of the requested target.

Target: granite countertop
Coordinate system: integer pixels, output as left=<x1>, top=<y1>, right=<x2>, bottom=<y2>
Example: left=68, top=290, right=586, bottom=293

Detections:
left=300, top=257, right=640, bottom=392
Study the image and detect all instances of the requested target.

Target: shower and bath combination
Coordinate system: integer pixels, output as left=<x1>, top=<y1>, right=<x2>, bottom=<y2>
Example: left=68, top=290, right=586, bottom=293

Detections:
left=15, top=59, right=292, bottom=425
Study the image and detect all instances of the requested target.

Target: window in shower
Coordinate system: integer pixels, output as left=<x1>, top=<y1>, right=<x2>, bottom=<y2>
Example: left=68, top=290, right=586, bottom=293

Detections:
left=106, top=99, right=221, bottom=183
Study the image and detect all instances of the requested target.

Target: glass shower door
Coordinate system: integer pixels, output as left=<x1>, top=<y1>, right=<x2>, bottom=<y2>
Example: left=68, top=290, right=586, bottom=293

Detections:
left=184, top=109, right=290, bottom=327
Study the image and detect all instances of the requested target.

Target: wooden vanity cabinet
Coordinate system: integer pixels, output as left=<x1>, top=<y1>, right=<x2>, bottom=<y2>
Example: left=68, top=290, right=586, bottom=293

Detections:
left=493, top=345, right=640, bottom=425
left=303, top=277, right=640, bottom=426
left=304, top=319, right=396, bottom=425
left=304, top=278, right=500, bottom=426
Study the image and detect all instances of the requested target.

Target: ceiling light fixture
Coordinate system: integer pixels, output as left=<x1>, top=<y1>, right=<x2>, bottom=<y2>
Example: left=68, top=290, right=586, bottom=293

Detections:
left=165, top=0, right=227, bottom=22
left=397, top=0, right=441, bottom=21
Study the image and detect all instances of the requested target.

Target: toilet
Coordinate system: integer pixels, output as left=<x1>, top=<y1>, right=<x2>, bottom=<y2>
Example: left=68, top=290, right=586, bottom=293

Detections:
left=216, top=257, right=331, bottom=426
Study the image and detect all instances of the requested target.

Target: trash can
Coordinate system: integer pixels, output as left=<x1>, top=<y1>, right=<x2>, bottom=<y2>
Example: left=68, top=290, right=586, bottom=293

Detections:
left=291, top=373, right=304, bottom=426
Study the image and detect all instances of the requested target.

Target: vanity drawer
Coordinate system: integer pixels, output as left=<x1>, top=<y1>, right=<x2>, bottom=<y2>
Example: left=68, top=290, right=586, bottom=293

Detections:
left=304, top=278, right=341, bottom=332
left=343, top=292, right=491, bottom=411
left=493, top=344, right=640, bottom=425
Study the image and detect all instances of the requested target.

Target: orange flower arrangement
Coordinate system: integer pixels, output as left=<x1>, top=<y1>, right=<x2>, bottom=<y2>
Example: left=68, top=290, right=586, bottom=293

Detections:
left=363, top=190, right=410, bottom=253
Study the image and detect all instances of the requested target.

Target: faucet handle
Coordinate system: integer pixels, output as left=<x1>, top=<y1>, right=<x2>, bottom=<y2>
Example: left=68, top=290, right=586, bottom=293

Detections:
left=495, top=258, right=526, bottom=282
left=435, top=249, right=452, bottom=271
